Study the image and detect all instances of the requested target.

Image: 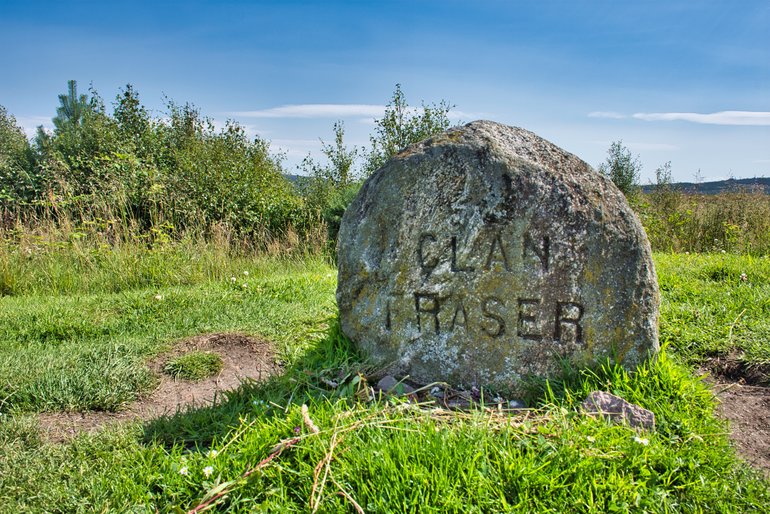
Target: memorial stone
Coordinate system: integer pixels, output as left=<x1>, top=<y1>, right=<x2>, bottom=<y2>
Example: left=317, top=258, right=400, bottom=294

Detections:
left=337, top=121, right=659, bottom=388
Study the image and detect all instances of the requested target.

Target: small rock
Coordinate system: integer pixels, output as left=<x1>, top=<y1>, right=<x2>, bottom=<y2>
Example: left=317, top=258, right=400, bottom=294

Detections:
left=581, top=391, right=655, bottom=430
left=376, top=375, right=415, bottom=395
left=445, top=399, right=472, bottom=410
left=508, top=400, right=525, bottom=409
left=430, top=386, right=445, bottom=399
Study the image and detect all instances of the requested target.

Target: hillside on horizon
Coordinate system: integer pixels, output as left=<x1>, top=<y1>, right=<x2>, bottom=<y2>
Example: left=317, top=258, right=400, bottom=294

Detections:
left=641, top=176, right=770, bottom=195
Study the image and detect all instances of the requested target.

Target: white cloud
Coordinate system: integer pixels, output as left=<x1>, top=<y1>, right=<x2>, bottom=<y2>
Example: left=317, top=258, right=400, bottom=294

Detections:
left=227, top=104, right=483, bottom=121
left=588, top=111, right=627, bottom=119
left=632, top=111, right=770, bottom=126
left=626, top=142, right=679, bottom=151
left=228, top=104, right=386, bottom=119
left=15, top=116, right=54, bottom=138
left=270, top=138, right=324, bottom=159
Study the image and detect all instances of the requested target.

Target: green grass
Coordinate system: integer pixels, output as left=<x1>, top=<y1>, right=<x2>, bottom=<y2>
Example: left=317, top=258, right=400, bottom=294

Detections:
left=656, top=253, right=770, bottom=368
left=164, top=351, right=224, bottom=381
left=0, top=249, right=769, bottom=511
left=0, top=251, right=336, bottom=413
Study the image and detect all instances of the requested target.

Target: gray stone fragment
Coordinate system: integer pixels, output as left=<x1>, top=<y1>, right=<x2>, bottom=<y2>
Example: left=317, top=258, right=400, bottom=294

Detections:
left=376, top=375, right=415, bottom=395
left=581, top=391, right=655, bottom=430
left=337, top=121, right=659, bottom=389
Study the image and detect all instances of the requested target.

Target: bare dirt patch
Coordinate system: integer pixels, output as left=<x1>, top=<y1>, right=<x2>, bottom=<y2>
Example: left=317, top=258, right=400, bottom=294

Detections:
left=706, top=354, right=770, bottom=475
left=38, top=333, right=281, bottom=442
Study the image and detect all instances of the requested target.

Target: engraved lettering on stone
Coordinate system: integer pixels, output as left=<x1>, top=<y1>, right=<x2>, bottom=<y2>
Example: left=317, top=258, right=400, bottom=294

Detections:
left=484, top=231, right=510, bottom=271
left=517, top=298, right=543, bottom=341
left=450, top=236, right=474, bottom=272
left=418, top=233, right=439, bottom=273
left=555, top=301, right=584, bottom=344
left=523, top=232, right=550, bottom=272
left=450, top=299, right=468, bottom=331
left=336, top=121, right=660, bottom=388
left=481, top=296, right=506, bottom=337
left=415, top=292, right=441, bottom=335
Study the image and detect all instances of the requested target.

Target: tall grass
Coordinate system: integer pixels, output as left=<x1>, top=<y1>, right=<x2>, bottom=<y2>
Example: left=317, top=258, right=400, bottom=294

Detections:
left=0, top=201, right=328, bottom=297
left=637, top=188, right=770, bottom=255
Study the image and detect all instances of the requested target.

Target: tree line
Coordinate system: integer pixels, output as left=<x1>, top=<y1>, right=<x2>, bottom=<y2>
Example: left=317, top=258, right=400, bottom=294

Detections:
left=2, top=81, right=768, bottom=254
left=0, top=81, right=451, bottom=244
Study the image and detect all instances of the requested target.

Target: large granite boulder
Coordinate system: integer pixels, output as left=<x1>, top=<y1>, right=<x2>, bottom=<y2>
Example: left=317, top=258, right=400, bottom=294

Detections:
left=337, top=121, right=659, bottom=388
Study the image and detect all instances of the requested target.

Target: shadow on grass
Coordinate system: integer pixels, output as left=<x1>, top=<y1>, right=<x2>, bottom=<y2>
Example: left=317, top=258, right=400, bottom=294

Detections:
left=141, top=324, right=692, bottom=450
left=141, top=319, right=366, bottom=448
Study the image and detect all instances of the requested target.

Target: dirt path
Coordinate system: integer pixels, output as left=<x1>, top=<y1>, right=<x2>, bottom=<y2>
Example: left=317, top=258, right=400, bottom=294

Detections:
left=38, top=333, right=280, bottom=442
left=714, top=381, right=770, bottom=474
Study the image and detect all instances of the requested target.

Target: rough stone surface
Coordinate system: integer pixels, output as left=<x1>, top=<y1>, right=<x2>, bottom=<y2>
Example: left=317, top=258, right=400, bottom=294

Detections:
left=337, top=121, right=659, bottom=389
left=581, top=391, right=656, bottom=430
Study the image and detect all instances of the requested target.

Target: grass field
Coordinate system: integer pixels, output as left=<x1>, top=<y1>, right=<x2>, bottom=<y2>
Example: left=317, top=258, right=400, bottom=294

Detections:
left=1, top=244, right=769, bottom=512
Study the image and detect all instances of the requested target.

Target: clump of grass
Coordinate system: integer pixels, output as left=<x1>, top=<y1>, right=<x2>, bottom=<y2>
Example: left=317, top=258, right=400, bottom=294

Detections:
left=163, top=351, right=224, bottom=381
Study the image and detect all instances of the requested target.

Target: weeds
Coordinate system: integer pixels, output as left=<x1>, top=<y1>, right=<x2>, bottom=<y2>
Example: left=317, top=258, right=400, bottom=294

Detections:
left=637, top=189, right=770, bottom=255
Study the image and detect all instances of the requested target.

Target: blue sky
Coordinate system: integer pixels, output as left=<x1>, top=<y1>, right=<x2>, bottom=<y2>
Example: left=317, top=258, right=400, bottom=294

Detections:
left=1, top=0, right=768, bottom=183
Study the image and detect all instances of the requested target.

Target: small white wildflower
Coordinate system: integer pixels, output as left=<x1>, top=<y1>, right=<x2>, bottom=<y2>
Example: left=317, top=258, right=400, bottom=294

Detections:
left=203, top=466, right=214, bottom=478
left=326, top=273, right=333, bottom=278
left=243, top=270, right=249, bottom=276
left=633, top=436, right=649, bottom=446
left=241, top=283, right=248, bottom=288
left=179, top=466, right=189, bottom=476
left=586, top=436, right=596, bottom=443
left=740, top=273, right=748, bottom=282
left=230, top=276, right=237, bottom=283
left=154, top=294, right=163, bottom=301
left=721, top=250, right=727, bottom=254
left=208, top=449, right=219, bottom=459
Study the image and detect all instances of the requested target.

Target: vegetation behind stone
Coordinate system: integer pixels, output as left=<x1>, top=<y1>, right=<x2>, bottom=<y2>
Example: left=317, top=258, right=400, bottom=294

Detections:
left=2, top=81, right=769, bottom=258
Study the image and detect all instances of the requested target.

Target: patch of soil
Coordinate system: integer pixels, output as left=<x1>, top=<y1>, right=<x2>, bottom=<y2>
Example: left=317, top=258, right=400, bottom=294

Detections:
left=699, top=353, right=770, bottom=474
left=707, top=353, right=770, bottom=387
left=713, top=381, right=770, bottom=474
left=39, top=333, right=281, bottom=443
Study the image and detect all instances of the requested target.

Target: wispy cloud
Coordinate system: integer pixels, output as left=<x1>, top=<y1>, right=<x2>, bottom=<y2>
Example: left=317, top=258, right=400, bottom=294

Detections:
left=227, top=104, right=484, bottom=121
left=626, top=142, right=679, bottom=151
left=270, top=138, right=324, bottom=159
left=16, top=116, right=54, bottom=138
left=588, top=111, right=627, bottom=119
left=228, top=104, right=386, bottom=119
left=632, top=111, right=770, bottom=126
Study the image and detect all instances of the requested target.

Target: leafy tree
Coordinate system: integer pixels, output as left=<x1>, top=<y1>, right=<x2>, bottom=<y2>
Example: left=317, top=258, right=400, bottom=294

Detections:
left=364, top=84, right=454, bottom=175
left=113, top=84, right=153, bottom=154
left=0, top=105, right=35, bottom=205
left=598, top=140, right=641, bottom=199
left=299, top=121, right=361, bottom=241
left=162, top=101, right=302, bottom=235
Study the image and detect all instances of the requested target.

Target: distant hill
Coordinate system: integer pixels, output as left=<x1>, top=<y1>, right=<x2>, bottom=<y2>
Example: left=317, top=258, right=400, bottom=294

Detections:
left=640, top=177, right=770, bottom=195
left=284, top=173, right=303, bottom=184
left=285, top=172, right=770, bottom=195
